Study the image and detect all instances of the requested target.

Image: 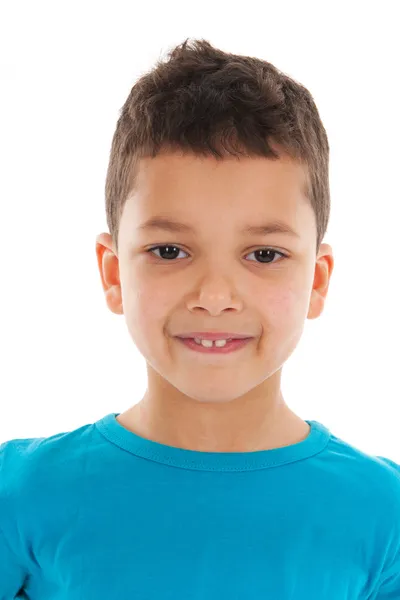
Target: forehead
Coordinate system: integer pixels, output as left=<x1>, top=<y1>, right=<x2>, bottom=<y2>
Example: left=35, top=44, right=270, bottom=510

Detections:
left=132, top=151, right=310, bottom=202
left=120, top=151, right=314, bottom=243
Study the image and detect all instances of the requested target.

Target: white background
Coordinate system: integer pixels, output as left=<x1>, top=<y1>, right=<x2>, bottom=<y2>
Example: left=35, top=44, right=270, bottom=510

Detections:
left=0, top=1, right=399, bottom=460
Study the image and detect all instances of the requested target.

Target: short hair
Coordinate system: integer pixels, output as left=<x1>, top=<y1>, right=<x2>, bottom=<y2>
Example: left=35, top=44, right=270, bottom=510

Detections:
left=105, top=38, right=330, bottom=255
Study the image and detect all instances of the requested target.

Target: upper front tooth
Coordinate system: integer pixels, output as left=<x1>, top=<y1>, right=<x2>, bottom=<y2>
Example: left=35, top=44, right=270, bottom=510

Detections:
left=194, top=337, right=229, bottom=347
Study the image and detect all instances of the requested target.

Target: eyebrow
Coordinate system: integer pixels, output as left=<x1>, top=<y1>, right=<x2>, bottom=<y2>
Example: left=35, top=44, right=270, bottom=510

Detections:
left=138, top=216, right=300, bottom=238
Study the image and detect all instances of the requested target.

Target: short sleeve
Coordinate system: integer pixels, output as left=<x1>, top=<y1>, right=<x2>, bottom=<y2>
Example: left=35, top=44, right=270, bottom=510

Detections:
left=0, top=441, right=29, bottom=599
left=374, top=547, right=400, bottom=599
left=374, top=455, right=400, bottom=599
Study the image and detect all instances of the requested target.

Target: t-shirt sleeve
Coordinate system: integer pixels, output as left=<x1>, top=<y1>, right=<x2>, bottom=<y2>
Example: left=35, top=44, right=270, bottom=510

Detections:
left=374, top=455, right=400, bottom=599
left=374, top=545, right=400, bottom=599
left=0, top=440, right=29, bottom=599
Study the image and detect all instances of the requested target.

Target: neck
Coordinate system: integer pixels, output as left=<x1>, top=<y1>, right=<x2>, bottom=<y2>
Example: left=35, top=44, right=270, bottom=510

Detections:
left=117, top=387, right=309, bottom=453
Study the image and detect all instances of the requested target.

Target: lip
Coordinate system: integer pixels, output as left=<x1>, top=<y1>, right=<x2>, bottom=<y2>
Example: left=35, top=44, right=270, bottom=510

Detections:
left=175, top=332, right=253, bottom=341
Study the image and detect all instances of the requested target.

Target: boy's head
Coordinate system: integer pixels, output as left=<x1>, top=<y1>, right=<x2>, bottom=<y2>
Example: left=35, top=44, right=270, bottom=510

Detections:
left=96, top=38, right=334, bottom=407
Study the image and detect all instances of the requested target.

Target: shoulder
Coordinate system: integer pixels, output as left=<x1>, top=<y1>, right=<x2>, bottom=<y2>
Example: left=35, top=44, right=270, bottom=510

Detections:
left=0, top=436, right=45, bottom=494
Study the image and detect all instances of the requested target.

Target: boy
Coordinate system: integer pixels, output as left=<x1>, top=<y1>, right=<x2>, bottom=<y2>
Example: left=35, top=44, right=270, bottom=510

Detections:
left=1, top=38, right=399, bottom=599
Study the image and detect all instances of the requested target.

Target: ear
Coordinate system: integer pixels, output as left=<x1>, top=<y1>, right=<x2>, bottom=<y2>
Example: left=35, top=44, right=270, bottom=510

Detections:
left=307, top=243, right=334, bottom=320
left=95, top=233, right=124, bottom=315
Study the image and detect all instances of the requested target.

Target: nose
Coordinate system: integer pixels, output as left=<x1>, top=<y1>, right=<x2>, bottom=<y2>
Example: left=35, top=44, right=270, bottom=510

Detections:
left=187, top=286, right=243, bottom=316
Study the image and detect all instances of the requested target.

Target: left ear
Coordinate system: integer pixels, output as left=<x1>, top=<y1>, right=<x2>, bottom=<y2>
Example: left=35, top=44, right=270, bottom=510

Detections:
left=307, top=243, right=334, bottom=320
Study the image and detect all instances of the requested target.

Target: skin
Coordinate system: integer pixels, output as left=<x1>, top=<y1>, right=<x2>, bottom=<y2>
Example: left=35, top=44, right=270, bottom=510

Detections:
left=95, top=149, right=334, bottom=452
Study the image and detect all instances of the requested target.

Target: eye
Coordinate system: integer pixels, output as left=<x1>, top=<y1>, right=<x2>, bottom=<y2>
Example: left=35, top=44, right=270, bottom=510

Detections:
left=146, top=245, right=288, bottom=264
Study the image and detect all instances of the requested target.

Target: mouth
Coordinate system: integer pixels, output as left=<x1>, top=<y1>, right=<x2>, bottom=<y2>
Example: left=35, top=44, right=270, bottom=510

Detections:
left=175, top=336, right=253, bottom=354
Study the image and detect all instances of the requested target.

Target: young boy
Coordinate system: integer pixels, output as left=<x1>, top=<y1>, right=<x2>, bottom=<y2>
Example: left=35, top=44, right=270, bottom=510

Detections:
left=1, top=38, right=399, bottom=599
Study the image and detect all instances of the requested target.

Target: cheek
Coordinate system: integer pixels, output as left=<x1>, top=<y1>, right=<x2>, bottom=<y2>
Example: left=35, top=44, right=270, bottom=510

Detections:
left=259, top=286, right=308, bottom=364
left=262, top=286, right=299, bottom=320
left=122, top=288, right=168, bottom=361
left=260, top=284, right=309, bottom=347
left=125, top=285, right=172, bottom=334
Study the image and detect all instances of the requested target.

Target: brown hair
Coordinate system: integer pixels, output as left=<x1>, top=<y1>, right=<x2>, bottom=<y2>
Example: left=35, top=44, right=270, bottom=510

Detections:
left=105, top=38, right=330, bottom=255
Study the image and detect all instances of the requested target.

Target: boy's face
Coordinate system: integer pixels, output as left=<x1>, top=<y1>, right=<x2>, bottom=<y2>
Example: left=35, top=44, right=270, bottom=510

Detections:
left=96, top=150, right=333, bottom=406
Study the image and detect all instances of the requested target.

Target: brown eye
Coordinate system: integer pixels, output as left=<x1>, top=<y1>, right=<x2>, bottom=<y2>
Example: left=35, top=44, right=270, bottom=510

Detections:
left=146, top=245, right=287, bottom=264
left=147, top=245, right=186, bottom=260
left=246, top=248, right=286, bottom=264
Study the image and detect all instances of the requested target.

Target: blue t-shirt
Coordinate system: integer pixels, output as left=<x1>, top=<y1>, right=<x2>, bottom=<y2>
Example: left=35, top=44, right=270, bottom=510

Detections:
left=1, top=413, right=399, bottom=599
